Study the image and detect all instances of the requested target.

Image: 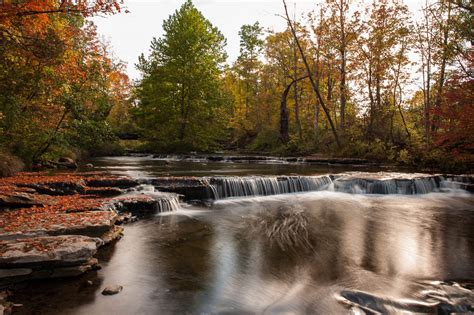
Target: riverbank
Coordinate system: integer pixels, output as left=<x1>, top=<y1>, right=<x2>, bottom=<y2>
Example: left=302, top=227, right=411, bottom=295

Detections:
left=0, top=171, right=172, bottom=313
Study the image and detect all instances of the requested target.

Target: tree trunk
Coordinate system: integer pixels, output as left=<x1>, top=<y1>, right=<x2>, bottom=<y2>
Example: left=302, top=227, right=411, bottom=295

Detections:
left=283, top=0, right=341, bottom=148
left=32, top=108, right=68, bottom=162
left=293, top=31, right=302, bottom=140
left=338, top=0, right=347, bottom=130
left=367, top=62, right=375, bottom=136
left=179, top=84, right=187, bottom=141
left=280, top=82, right=292, bottom=144
left=432, top=1, right=451, bottom=133
left=280, top=75, right=309, bottom=144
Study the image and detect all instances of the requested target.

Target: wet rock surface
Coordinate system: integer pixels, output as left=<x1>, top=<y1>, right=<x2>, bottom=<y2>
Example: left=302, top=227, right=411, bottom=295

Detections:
left=142, top=172, right=474, bottom=200
left=102, top=285, right=123, bottom=295
left=0, top=172, right=184, bottom=287
left=0, top=173, right=142, bottom=286
left=149, top=177, right=212, bottom=201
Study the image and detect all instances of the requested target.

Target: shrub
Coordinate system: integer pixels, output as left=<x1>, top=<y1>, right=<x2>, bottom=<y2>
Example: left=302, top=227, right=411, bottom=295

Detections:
left=0, top=151, right=24, bottom=177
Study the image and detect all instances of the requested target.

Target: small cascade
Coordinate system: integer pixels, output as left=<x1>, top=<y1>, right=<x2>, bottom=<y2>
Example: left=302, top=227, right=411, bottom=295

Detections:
left=208, top=175, right=333, bottom=199
left=155, top=197, right=181, bottom=212
left=333, top=178, right=415, bottom=194
left=113, top=185, right=181, bottom=215
left=141, top=173, right=472, bottom=202
left=331, top=173, right=465, bottom=195
left=413, top=177, right=440, bottom=194
left=135, top=185, right=181, bottom=212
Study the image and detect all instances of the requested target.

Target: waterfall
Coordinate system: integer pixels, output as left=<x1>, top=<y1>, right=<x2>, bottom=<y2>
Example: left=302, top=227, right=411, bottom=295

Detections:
left=114, top=184, right=181, bottom=213
left=136, top=184, right=181, bottom=212
left=203, top=173, right=472, bottom=199
left=413, top=177, right=440, bottom=194
left=154, top=196, right=181, bottom=212
left=142, top=173, right=472, bottom=202
left=331, top=174, right=469, bottom=195
left=207, top=175, right=333, bottom=199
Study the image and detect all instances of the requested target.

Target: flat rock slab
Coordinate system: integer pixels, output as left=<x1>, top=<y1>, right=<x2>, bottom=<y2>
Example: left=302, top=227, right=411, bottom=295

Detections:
left=0, top=209, right=118, bottom=238
left=0, top=193, right=54, bottom=209
left=85, top=187, right=123, bottom=197
left=149, top=177, right=212, bottom=200
left=0, top=235, right=103, bottom=268
left=18, top=181, right=86, bottom=196
left=0, top=268, right=32, bottom=279
left=86, top=178, right=139, bottom=189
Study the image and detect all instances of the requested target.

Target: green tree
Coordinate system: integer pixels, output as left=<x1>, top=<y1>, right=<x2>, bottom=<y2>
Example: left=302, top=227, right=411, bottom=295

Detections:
left=135, top=0, right=229, bottom=151
left=231, top=22, right=264, bottom=141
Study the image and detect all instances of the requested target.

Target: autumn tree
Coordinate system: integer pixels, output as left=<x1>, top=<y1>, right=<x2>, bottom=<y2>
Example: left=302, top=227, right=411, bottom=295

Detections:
left=0, top=0, right=130, bottom=162
left=354, top=0, right=411, bottom=141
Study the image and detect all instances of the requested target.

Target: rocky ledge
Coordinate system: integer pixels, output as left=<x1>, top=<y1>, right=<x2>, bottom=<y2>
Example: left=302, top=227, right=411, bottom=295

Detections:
left=0, top=235, right=102, bottom=286
left=0, top=172, right=169, bottom=288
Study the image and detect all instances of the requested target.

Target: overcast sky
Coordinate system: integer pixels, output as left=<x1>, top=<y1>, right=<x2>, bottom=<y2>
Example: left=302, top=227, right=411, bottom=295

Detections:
left=92, top=0, right=424, bottom=80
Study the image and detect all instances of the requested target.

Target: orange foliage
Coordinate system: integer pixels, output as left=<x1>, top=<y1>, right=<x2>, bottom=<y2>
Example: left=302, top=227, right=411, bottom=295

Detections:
left=0, top=172, right=122, bottom=235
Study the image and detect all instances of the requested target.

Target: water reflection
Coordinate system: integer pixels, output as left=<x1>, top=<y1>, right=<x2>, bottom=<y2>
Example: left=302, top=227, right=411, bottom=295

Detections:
left=12, top=192, right=474, bottom=314
left=91, top=155, right=387, bottom=177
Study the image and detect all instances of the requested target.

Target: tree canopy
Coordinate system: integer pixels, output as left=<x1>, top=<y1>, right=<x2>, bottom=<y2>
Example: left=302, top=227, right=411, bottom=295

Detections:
left=135, top=0, right=230, bottom=151
left=1, top=0, right=472, bottom=171
left=0, top=0, right=131, bottom=163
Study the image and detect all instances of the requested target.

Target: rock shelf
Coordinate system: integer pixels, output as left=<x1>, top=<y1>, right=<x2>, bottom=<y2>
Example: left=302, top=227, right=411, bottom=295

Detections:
left=0, top=172, right=155, bottom=287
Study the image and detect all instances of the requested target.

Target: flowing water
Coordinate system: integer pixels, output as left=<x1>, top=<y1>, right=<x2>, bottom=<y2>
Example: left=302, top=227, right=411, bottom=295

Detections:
left=11, top=156, right=474, bottom=314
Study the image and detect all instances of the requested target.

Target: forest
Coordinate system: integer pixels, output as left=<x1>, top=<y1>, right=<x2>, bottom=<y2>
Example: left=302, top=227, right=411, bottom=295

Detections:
left=0, top=0, right=473, bottom=173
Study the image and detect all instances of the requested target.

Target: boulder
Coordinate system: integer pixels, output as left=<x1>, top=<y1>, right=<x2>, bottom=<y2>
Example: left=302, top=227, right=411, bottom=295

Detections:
left=57, top=157, right=78, bottom=169
left=0, top=153, right=24, bottom=177
left=102, top=285, right=123, bottom=295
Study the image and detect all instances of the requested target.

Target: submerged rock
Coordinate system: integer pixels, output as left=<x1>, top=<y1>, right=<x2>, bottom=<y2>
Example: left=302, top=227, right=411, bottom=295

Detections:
left=102, top=285, right=123, bottom=295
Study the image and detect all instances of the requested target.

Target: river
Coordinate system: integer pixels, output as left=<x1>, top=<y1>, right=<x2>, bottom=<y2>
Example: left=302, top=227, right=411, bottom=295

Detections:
left=12, top=155, right=474, bottom=314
